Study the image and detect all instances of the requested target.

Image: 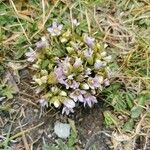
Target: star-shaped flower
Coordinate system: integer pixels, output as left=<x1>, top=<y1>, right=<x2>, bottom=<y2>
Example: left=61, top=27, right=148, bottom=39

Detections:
left=47, top=22, right=63, bottom=36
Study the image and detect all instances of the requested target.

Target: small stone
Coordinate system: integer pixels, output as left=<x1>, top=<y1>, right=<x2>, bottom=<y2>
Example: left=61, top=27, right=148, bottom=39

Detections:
left=54, top=122, right=70, bottom=139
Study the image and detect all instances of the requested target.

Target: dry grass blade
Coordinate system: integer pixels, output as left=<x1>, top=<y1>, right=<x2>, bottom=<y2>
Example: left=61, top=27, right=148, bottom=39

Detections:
left=9, top=0, right=31, bottom=45
left=18, top=121, right=30, bottom=150
left=31, top=0, right=60, bottom=39
left=10, top=122, right=44, bottom=140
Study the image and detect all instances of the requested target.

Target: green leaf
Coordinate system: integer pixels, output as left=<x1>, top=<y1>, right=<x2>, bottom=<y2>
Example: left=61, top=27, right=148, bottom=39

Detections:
left=0, top=85, right=15, bottom=99
left=0, top=65, right=4, bottom=75
left=131, top=106, right=142, bottom=119
left=57, top=139, right=68, bottom=150
left=2, top=87, right=14, bottom=99
left=123, top=119, right=134, bottom=132
left=42, top=144, right=57, bottom=150
left=41, top=59, right=50, bottom=69
left=48, top=72, right=58, bottom=84
left=15, top=48, right=27, bottom=59
left=104, top=111, right=119, bottom=126
left=139, top=91, right=150, bottom=105
left=126, top=92, right=134, bottom=109
left=16, top=35, right=27, bottom=45
left=68, top=119, right=77, bottom=149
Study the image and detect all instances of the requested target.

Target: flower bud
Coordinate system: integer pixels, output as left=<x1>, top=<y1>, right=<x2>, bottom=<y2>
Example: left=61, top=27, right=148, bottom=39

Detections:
left=104, top=55, right=112, bottom=62
left=52, top=97, right=61, bottom=108
left=51, top=86, right=59, bottom=94
left=41, top=76, right=48, bottom=84
left=101, top=51, right=107, bottom=57
left=66, top=47, right=74, bottom=54
left=59, top=91, right=67, bottom=97
left=41, top=70, right=48, bottom=75
left=34, top=78, right=42, bottom=85
left=60, top=37, right=68, bottom=43
left=63, top=29, right=71, bottom=37
left=32, top=64, right=40, bottom=69
left=81, top=83, right=89, bottom=90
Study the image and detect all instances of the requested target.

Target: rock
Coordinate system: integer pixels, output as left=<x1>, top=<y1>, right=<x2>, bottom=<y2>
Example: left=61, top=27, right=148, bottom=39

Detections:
left=54, top=122, right=70, bottom=139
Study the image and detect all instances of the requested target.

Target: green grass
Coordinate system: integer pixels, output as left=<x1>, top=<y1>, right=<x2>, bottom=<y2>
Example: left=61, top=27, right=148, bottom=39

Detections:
left=0, top=0, right=150, bottom=149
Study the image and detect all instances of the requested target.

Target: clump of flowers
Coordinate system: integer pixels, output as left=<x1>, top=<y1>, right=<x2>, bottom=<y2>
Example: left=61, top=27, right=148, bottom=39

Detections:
left=26, top=20, right=112, bottom=115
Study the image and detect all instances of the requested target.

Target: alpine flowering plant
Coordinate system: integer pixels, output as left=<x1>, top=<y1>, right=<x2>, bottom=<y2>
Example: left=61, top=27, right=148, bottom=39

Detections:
left=26, top=20, right=113, bottom=115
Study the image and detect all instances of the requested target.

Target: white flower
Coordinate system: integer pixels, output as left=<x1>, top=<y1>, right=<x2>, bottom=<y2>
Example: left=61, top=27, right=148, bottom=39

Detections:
left=84, top=48, right=93, bottom=58
left=73, top=58, right=82, bottom=68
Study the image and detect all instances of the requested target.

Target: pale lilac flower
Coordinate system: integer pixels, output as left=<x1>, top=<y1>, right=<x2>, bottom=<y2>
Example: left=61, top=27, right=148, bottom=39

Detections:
left=104, top=78, right=110, bottom=86
left=64, top=79, right=79, bottom=89
left=47, top=22, right=63, bottom=36
left=83, top=94, right=97, bottom=107
left=54, top=66, right=65, bottom=82
left=70, top=89, right=86, bottom=102
left=73, top=58, right=82, bottom=68
left=84, top=36, right=95, bottom=47
left=36, top=36, right=47, bottom=49
left=88, top=76, right=103, bottom=89
left=84, top=48, right=93, bottom=58
left=72, top=19, right=80, bottom=26
left=94, top=60, right=106, bottom=70
left=58, top=73, right=79, bottom=89
left=62, top=57, right=71, bottom=75
left=85, top=68, right=91, bottom=77
left=25, top=47, right=36, bottom=62
left=62, top=99, right=75, bottom=115
left=62, top=106, right=74, bottom=115
left=39, top=98, right=48, bottom=107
